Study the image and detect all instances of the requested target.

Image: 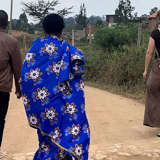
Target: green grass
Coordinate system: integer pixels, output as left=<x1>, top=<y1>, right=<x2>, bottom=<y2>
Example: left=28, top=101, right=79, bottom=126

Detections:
left=77, top=42, right=147, bottom=103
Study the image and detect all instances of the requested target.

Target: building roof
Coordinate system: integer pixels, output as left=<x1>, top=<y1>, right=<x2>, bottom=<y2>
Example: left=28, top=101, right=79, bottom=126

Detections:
left=149, top=11, right=160, bottom=19
left=106, top=15, right=116, bottom=17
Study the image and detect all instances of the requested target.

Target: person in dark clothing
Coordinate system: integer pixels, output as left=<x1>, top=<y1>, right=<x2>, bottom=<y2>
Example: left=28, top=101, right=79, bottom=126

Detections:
left=143, top=22, right=160, bottom=136
left=0, top=10, right=22, bottom=158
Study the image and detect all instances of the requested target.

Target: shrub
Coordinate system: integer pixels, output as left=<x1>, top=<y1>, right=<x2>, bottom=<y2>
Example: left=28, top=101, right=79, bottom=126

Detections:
left=78, top=42, right=148, bottom=99
left=94, top=23, right=138, bottom=50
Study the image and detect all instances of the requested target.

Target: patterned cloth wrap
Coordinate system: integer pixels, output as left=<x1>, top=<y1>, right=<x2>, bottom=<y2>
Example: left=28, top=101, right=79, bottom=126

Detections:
left=20, top=36, right=90, bottom=160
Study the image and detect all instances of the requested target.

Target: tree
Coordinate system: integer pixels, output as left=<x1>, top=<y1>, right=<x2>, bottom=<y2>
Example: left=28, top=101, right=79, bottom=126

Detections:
left=12, top=12, right=30, bottom=32
left=140, top=14, right=148, bottom=21
left=18, top=12, right=29, bottom=31
left=88, top=16, right=104, bottom=26
left=22, top=0, right=72, bottom=23
left=150, top=7, right=158, bottom=15
left=115, top=0, right=135, bottom=23
left=64, top=17, right=76, bottom=32
left=64, top=17, right=76, bottom=25
left=75, top=3, right=87, bottom=28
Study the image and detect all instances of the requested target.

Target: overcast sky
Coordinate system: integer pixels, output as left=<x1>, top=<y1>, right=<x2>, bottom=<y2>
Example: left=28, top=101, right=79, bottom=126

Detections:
left=0, top=0, right=160, bottom=20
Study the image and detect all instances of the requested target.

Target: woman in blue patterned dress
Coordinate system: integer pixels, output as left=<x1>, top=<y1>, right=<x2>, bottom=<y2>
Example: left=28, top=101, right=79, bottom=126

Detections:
left=20, top=14, right=90, bottom=160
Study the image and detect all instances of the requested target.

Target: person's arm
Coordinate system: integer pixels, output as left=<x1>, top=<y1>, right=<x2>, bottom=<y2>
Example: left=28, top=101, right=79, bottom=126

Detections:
left=10, top=40, right=22, bottom=98
left=143, top=37, right=155, bottom=80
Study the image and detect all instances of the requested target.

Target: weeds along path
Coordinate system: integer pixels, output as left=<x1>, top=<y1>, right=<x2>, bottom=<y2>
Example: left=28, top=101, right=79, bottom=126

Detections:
left=2, top=86, right=160, bottom=160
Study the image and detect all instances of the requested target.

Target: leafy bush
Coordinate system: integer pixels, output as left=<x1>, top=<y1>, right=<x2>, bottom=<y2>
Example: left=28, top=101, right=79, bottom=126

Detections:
left=105, top=45, right=146, bottom=86
left=77, top=42, right=148, bottom=99
left=94, top=23, right=138, bottom=50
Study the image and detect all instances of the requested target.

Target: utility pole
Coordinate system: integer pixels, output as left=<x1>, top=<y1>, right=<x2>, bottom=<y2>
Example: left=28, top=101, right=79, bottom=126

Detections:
left=89, top=25, right=92, bottom=44
left=137, top=22, right=142, bottom=47
left=72, top=29, right=75, bottom=46
left=9, top=0, right=13, bottom=33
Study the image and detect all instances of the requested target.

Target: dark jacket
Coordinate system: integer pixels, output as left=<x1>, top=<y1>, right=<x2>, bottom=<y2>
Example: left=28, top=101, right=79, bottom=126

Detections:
left=0, top=31, right=22, bottom=93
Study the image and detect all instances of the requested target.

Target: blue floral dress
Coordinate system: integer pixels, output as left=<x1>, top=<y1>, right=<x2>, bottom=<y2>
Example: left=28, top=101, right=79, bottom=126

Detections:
left=20, top=36, right=90, bottom=160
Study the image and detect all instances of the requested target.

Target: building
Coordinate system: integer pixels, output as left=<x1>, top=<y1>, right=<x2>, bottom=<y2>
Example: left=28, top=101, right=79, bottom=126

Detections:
left=106, top=15, right=117, bottom=27
left=148, top=11, right=160, bottom=30
left=85, top=24, right=97, bottom=41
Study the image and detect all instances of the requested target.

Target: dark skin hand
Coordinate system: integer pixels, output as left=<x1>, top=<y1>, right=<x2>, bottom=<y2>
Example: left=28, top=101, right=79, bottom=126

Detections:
left=16, top=91, right=22, bottom=99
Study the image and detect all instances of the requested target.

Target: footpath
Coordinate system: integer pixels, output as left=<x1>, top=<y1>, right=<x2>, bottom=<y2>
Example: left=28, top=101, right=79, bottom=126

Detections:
left=2, top=86, right=160, bottom=160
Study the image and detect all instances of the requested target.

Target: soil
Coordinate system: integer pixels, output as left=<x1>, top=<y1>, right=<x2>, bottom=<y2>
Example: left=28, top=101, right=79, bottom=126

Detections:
left=2, top=86, right=160, bottom=159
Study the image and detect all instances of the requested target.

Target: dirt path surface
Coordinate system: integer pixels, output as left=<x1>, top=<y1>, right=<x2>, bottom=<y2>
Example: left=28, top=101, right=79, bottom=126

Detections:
left=2, top=86, right=160, bottom=160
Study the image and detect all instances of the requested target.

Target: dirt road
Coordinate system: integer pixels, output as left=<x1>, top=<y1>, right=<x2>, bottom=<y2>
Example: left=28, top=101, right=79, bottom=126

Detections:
left=2, top=86, right=160, bottom=159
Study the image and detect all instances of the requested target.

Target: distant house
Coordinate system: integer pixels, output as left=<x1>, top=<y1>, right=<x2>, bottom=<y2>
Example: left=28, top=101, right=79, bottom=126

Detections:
left=148, top=11, right=160, bottom=30
left=106, top=15, right=117, bottom=27
left=85, top=24, right=97, bottom=40
left=74, top=29, right=86, bottom=41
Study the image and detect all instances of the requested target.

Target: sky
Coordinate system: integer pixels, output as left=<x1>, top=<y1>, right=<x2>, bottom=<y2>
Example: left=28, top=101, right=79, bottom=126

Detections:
left=0, top=0, right=160, bottom=21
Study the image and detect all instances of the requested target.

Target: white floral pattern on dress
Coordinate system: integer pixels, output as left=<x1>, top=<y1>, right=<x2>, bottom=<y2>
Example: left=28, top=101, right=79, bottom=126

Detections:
left=41, top=142, right=50, bottom=153
left=86, top=128, right=90, bottom=135
left=22, top=95, right=30, bottom=107
left=42, top=107, right=58, bottom=121
left=57, top=82, right=72, bottom=96
left=83, top=125, right=90, bottom=136
left=56, top=148, right=66, bottom=160
left=27, top=68, right=42, bottom=81
left=69, top=73, right=74, bottom=80
left=34, top=87, right=50, bottom=102
left=51, top=128, right=62, bottom=141
left=49, top=62, right=61, bottom=75
left=64, top=103, right=77, bottom=116
left=72, top=144, right=84, bottom=157
left=49, top=59, right=65, bottom=75
left=79, top=80, right=84, bottom=91
left=29, top=114, right=38, bottom=126
left=71, top=53, right=81, bottom=61
left=69, top=124, right=80, bottom=138
left=42, top=42, right=58, bottom=56
left=25, top=53, right=35, bottom=63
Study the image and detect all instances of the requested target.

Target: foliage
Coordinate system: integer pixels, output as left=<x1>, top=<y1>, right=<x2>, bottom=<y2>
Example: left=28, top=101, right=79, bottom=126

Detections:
left=76, top=41, right=148, bottom=99
left=115, top=0, right=135, bottom=23
left=94, top=23, right=138, bottom=50
left=75, top=24, right=151, bottom=99
left=140, top=14, right=148, bottom=21
left=88, top=16, right=104, bottom=26
left=18, top=12, right=29, bottom=32
left=12, top=12, right=36, bottom=34
left=22, top=0, right=72, bottom=23
left=12, top=12, right=31, bottom=33
left=75, top=3, right=87, bottom=28
left=64, top=15, right=105, bottom=31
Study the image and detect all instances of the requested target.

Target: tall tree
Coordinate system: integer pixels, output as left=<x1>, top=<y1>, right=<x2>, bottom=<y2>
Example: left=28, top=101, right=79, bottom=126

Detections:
left=18, top=12, right=29, bottom=31
left=12, top=12, right=30, bottom=32
left=140, top=14, right=148, bottom=21
left=88, top=16, right=103, bottom=26
left=75, top=3, right=87, bottom=28
left=150, top=7, right=158, bottom=15
left=22, top=0, right=72, bottom=23
left=115, top=0, right=135, bottom=23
